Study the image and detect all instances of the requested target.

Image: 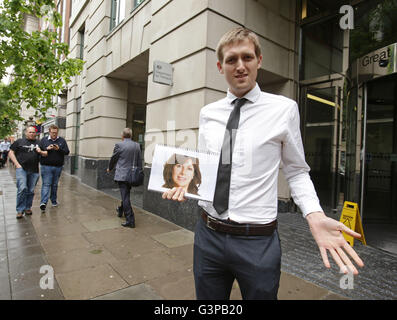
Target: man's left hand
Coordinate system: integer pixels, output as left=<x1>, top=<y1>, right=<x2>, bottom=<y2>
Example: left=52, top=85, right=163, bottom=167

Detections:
left=306, top=211, right=364, bottom=275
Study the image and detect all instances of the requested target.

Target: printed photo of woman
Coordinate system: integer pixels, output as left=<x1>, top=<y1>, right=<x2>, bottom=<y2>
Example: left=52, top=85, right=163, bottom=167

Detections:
left=162, top=154, right=202, bottom=195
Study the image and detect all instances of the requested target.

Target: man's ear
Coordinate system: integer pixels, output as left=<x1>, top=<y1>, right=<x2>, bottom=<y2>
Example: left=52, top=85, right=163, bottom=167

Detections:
left=257, top=54, right=263, bottom=69
left=217, top=61, right=224, bottom=74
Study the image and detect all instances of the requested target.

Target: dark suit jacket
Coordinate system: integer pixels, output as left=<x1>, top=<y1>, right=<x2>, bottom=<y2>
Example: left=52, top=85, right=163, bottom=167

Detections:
left=108, top=138, right=142, bottom=182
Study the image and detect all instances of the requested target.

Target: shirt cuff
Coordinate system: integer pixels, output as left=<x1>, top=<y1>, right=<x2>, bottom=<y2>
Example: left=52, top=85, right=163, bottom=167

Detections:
left=300, top=202, right=324, bottom=219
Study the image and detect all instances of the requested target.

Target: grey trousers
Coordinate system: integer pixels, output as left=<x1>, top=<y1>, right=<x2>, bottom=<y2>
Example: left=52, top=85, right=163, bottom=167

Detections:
left=118, top=181, right=135, bottom=225
left=193, top=217, right=281, bottom=300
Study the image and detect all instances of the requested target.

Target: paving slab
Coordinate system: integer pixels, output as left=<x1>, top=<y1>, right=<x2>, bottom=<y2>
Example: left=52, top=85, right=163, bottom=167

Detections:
left=278, top=272, right=340, bottom=300
left=64, top=212, right=113, bottom=224
left=109, top=250, right=189, bottom=286
left=10, top=268, right=52, bottom=294
left=0, top=262, right=8, bottom=286
left=46, top=245, right=116, bottom=274
left=146, top=269, right=196, bottom=300
left=6, top=229, right=36, bottom=241
left=151, top=229, right=195, bottom=248
left=40, top=234, right=92, bottom=255
left=82, top=227, right=140, bottom=245
left=166, top=244, right=194, bottom=267
left=8, top=254, right=48, bottom=279
left=6, top=222, right=36, bottom=233
left=0, top=275, right=11, bottom=300
left=93, top=284, right=163, bottom=300
left=81, top=218, right=124, bottom=232
left=56, top=264, right=128, bottom=300
left=7, top=236, right=40, bottom=250
left=30, top=213, right=71, bottom=228
left=7, top=245, right=45, bottom=260
left=0, top=250, right=6, bottom=261
left=102, top=235, right=167, bottom=260
left=12, top=286, right=64, bottom=300
left=34, top=223, right=89, bottom=240
left=133, top=213, right=181, bottom=236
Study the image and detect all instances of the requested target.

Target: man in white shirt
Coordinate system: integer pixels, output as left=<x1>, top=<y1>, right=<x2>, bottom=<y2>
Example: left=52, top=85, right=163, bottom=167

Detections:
left=163, top=27, right=363, bottom=300
left=0, top=140, right=4, bottom=168
left=2, top=138, right=11, bottom=167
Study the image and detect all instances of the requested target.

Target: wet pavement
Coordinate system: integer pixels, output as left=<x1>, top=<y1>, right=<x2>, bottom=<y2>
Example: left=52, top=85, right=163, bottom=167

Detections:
left=1, top=166, right=396, bottom=300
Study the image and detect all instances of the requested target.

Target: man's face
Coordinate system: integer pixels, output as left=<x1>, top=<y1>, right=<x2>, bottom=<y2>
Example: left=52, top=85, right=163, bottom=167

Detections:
left=49, top=129, right=58, bottom=140
left=25, top=127, right=36, bottom=140
left=217, top=38, right=262, bottom=98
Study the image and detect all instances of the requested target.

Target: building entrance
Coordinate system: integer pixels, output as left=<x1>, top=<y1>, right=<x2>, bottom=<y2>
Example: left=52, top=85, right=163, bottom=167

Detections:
left=362, top=74, right=397, bottom=224
left=300, top=81, right=344, bottom=214
left=360, top=74, right=397, bottom=254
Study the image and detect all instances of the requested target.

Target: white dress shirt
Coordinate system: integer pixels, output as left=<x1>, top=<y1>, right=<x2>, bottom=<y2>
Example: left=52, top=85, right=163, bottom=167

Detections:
left=1, top=141, right=10, bottom=152
left=198, top=83, right=323, bottom=224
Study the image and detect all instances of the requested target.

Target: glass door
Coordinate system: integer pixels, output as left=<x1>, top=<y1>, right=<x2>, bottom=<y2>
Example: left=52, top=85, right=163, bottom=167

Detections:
left=362, top=74, right=397, bottom=224
left=300, top=82, right=343, bottom=213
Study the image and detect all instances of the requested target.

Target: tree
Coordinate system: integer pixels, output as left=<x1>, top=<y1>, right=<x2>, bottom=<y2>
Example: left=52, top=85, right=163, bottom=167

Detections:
left=0, top=84, right=18, bottom=138
left=0, top=0, right=84, bottom=124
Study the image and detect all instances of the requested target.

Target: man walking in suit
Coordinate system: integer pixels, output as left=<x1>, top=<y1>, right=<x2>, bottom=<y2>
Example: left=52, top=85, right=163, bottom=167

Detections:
left=107, top=128, right=142, bottom=228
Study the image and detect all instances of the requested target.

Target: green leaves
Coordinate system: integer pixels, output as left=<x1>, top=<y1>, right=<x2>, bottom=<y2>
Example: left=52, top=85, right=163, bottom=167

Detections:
left=0, top=0, right=84, bottom=129
left=0, top=84, right=20, bottom=138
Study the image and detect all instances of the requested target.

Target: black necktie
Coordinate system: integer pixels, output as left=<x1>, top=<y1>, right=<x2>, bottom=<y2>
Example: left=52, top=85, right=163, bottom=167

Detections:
left=213, top=98, right=247, bottom=214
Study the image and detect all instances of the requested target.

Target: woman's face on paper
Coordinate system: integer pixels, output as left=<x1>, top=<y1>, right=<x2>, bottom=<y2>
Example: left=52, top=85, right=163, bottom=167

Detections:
left=172, top=158, right=194, bottom=189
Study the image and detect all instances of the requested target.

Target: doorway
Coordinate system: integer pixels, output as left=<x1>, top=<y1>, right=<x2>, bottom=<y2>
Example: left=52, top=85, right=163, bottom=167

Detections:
left=363, top=75, right=397, bottom=222
left=361, top=74, right=397, bottom=253
left=300, top=81, right=344, bottom=213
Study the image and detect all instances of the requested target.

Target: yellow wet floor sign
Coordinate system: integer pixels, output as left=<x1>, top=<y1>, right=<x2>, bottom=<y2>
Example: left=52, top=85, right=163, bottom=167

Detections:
left=339, top=201, right=366, bottom=247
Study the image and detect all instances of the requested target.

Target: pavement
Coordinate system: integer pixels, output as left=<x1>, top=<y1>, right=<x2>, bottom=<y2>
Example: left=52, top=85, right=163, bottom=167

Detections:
left=0, top=166, right=396, bottom=300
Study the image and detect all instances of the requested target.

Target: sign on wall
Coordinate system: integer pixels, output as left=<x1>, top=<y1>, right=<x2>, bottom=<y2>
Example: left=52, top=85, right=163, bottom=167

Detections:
left=153, top=61, right=173, bottom=86
left=352, top=43, right=397, bottom=83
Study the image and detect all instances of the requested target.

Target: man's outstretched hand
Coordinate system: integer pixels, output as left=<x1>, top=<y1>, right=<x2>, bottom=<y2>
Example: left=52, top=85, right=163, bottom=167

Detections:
left=306, top=211, right=364, bottom=275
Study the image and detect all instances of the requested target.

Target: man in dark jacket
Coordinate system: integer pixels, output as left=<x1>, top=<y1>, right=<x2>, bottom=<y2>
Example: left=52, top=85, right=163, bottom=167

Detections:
left=8, top=126, right=42, bottom=219
left=107, top=128, right=142, bottom=228
left=38, top=125, right=70, bottom=212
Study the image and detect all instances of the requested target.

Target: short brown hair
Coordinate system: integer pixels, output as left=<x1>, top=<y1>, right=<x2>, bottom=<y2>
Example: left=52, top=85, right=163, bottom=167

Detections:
left=49, top=125, right=59, bottom=131
left=162, top=154, right=201, bottom=195
left=216, top=27, right=262, bottom=63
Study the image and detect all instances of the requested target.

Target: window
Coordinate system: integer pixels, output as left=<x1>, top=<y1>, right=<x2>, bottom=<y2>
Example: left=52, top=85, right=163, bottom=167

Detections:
left=300, top=16, right=343, bottom=80
left=350, top=0, right=397, bottom=62
left=74, top=97, right=81, bottom=172
left=79, top=28, right=84, bottom=60
left=61, top=0, right=67, bottom=43
left=133, top=0, right=145, bottom=9
left=110, top=0, right=125, bottom=31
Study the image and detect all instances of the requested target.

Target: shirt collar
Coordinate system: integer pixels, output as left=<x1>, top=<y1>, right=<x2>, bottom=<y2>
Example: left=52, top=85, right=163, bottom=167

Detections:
left=226, top=83, right=261, bottom=105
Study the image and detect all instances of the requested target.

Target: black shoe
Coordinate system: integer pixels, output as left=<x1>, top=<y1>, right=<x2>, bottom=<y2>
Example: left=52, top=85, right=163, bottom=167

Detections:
left=40, top=203, right=46, bottom=212
left=121, top=222, right=135, bottom=228
left=116, top=206, right=123, bottom=218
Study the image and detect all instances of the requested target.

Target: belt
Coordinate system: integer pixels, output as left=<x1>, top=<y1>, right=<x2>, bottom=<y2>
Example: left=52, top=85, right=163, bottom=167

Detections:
left=201, top=210, right=277, bottom=236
